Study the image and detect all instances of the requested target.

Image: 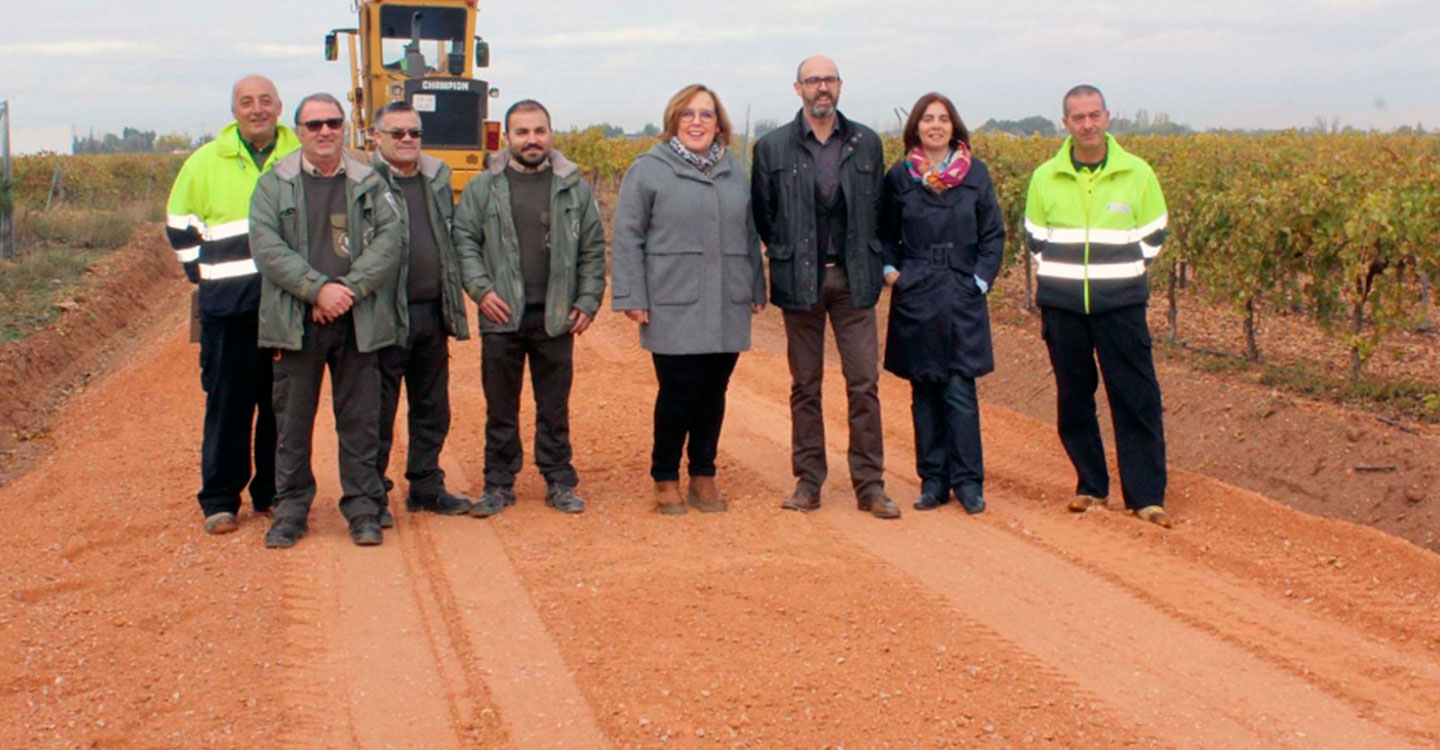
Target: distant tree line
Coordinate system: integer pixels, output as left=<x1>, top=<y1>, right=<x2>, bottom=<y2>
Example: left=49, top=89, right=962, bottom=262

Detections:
left=72, top=128, right=206, bottom=155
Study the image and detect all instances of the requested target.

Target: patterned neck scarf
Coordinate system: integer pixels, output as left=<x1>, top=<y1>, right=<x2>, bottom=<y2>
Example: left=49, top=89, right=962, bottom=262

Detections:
left=906, top=142, right=972, bottom=194
left=669, top=137, right=725, bottom=173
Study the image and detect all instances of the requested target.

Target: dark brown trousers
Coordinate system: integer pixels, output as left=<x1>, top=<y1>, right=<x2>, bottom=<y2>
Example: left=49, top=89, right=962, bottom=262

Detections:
left=780, top=266, right=885, bottom=498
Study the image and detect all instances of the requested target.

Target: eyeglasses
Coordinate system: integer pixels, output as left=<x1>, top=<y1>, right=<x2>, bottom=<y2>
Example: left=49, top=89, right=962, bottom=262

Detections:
left=799, top=76, right=841, bottom=88
left=679, top=109, right=717, bottom=123
left=381, top=128, right=423, bottom=140
left=301, top=118, right=345, bottom=133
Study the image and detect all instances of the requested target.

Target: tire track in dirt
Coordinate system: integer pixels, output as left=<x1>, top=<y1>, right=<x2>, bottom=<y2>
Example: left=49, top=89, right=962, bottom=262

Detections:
left=418, top=452, right=614, bottom=749
left=444, top=312, right=1163, bottom=748
left=271, top=402, right=473, bottom=750
left=720, top=318, right=1440, bottom=749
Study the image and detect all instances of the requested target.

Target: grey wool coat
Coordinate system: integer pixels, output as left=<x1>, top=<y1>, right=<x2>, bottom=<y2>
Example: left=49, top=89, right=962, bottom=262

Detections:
left=611, top=144, right=766, bottom=354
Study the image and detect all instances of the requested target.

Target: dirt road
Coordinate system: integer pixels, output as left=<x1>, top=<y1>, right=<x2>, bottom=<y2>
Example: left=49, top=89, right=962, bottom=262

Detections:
left=3, top=253, right=1440, bottom=749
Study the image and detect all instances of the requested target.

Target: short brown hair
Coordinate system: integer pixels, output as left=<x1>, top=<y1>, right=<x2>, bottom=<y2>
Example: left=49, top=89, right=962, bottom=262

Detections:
left=659, top=84, right=732, bottom=148
left=902, top=92, right=970, bottom=155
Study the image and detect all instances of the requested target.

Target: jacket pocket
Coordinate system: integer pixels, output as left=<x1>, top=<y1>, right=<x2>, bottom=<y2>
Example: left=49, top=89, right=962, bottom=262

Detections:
left=765, top=242, right=793, bottom=261
left=723, top=245, right=754, bottom=304
left=646, top=246, right=701, bottom=306
left=948, top=242, right=979, bottom=275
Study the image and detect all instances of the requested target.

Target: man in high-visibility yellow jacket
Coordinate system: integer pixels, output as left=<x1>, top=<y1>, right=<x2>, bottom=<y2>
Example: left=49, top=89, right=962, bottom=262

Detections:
left=165, top=75, right=300, bottom=535
left=1024, top=84, right=1172, bottom=528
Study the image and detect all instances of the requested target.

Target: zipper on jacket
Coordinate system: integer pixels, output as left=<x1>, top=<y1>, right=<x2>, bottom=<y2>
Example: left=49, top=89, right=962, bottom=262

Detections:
left=1082, top=170, right=1093, bottom=314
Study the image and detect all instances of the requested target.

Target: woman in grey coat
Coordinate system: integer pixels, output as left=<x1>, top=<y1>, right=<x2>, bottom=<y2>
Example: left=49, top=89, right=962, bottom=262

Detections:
left=612, top=83, right=767, bottom=515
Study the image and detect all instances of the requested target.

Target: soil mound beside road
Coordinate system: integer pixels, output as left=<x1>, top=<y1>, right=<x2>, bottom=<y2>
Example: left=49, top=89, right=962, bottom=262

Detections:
left=0, top=225, right=187, bottom=477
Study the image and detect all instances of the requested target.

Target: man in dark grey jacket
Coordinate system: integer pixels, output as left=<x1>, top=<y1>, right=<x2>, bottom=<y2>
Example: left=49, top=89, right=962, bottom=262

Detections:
left=370, top=102, right=473, bottom=527
left=453, top=100, right=607, bottom=517
left=751, top=55, right=899, bottom=519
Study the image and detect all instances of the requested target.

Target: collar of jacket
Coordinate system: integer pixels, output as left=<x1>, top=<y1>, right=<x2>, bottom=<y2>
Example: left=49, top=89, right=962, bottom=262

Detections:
left=642, top=142, right=733, bottom=182
left=372, top=152, right=446, bottom=183
left=1050, top=133, right=1137, bottom=178
left=270, top=149, right=379, bottom=188
left=790, top=109, right=860, bottom=148
left=215, top=121, right=299, bottom=161
left=487, top=148, right=579, bottom=181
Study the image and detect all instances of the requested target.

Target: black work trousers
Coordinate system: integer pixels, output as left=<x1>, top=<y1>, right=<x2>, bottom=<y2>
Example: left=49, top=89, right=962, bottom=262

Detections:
left=910, top=373, right=983, bottom=502
left=377, top=301, right=452, bottom=504
left=650, top=352, right=739, bottom=482
left=481, top=305, right=578, bottom=489
left=1041, top=304, right=1167, bottom=509
left=197, top=313, right=276, bottom=517
left=272, top=314, right=385, bottom=522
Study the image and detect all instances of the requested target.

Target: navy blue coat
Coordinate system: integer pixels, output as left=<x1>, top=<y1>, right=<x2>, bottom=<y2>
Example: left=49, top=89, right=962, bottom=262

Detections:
left=879, top=157, right=1006, bottom=382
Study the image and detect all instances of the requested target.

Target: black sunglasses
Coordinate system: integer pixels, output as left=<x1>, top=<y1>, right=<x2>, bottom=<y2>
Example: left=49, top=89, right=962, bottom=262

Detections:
left=381, top=128, right=424, bottom=140
left=301, top=118, right=345, bottom=133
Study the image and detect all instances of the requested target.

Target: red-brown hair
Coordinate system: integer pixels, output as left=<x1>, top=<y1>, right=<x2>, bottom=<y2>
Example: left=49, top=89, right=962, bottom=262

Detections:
left=660, top=84, right=733, bottom=147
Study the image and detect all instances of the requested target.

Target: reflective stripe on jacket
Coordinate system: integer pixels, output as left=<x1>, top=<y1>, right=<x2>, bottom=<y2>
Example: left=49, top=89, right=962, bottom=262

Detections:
left=1023, top=134, right=1167, bottom=314
left=164, top=122, right=300, bottom=319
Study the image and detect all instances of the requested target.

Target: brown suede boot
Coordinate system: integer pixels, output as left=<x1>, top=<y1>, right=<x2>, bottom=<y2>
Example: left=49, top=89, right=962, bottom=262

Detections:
left=655, top=481, right=685, bottom=515
left=687, top=476, right=727, bottom=513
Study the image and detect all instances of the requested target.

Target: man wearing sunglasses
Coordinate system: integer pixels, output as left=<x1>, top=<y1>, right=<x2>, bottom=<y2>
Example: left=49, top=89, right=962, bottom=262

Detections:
left=454, top=99, right=607, bottom=518
left=249, top=93, right=404, bottom=548
left=165, top=75, right=300, bottom=536
left=368, top=102, right=473, bottom=526
left=751, top=56, right=898, bottom=519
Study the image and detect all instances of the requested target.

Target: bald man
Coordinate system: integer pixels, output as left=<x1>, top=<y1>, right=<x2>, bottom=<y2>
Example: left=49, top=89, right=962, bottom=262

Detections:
left=165, top=75, right=301, bottom=535
left=751, top=55, right=897, bottom=519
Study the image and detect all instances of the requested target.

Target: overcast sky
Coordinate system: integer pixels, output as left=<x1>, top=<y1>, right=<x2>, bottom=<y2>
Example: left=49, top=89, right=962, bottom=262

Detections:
left=3, top=0, right=1439, bottom=153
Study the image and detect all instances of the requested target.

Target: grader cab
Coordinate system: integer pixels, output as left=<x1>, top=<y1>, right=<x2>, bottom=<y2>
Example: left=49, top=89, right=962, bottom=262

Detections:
left=326, top=0, right=501, bottom=196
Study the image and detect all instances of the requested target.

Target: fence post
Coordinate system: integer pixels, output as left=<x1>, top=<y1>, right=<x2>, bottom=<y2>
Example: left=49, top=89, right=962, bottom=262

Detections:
left=46, top=158, right=63, bottom=212
left=0, top=100, right=14, bottom=261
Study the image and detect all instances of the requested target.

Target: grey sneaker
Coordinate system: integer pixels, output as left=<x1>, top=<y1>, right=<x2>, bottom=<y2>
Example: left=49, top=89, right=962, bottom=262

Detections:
left=203, top=512, right=238, bottom=535
left=545, top=484, right=586, bottom=514
left=469, top=486, right=516, bottom=518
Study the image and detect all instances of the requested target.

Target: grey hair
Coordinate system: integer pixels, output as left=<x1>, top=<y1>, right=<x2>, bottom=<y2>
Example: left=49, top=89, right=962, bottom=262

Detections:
left=294, top=93, right=345, bottom=124
left=1062, top=84, right=1107, bottom=116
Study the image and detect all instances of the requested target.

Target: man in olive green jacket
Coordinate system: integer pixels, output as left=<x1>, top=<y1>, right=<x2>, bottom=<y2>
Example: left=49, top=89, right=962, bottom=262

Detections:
left=249, top=93, right=403, bottom=549
left=369, top=102, right=473, bottom=528
left=452, top=99, right=606, bottom=517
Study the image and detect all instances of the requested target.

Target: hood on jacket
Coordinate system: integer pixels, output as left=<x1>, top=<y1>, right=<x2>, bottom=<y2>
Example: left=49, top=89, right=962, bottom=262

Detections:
left=486, top=148, right=579, bottom=178
left=269, top=149, right=377, bottom=184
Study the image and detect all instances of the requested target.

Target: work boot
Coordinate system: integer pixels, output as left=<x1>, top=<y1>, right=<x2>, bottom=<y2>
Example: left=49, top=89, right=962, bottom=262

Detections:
left=655, top=480, right=685, bottom=515
left=545, top=484, right=586, bottom=514
left=348, top=514, right=383, bottom=546
left=407, top=492, right=472, bottom=515
left=687, top=476, right=727, bottom=513
left=469, top=485, right=516, bottom=518
left=263, top=518, right=307, bottom=549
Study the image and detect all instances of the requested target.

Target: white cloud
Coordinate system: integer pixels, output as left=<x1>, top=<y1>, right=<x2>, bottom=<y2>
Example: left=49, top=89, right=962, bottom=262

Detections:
left=511, top=23, right=823, bottom=50
left=0, top=40, right=146, bottom=56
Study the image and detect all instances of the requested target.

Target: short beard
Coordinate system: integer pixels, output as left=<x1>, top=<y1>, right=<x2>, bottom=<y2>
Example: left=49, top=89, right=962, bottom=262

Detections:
left=806, top=101, right=835, bottom=119
left=513, top=147, right=547, bottom=168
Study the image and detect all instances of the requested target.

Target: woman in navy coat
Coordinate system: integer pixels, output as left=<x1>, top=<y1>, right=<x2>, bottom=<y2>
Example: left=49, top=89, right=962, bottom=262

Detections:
left=879, top=92, right=1005, bottom=514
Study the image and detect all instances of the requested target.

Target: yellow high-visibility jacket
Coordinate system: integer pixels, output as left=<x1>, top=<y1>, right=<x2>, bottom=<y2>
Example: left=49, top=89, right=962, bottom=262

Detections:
left=1024, top=134, right=1167, bottom=314
left=165, top=122, right=299, bottom=319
